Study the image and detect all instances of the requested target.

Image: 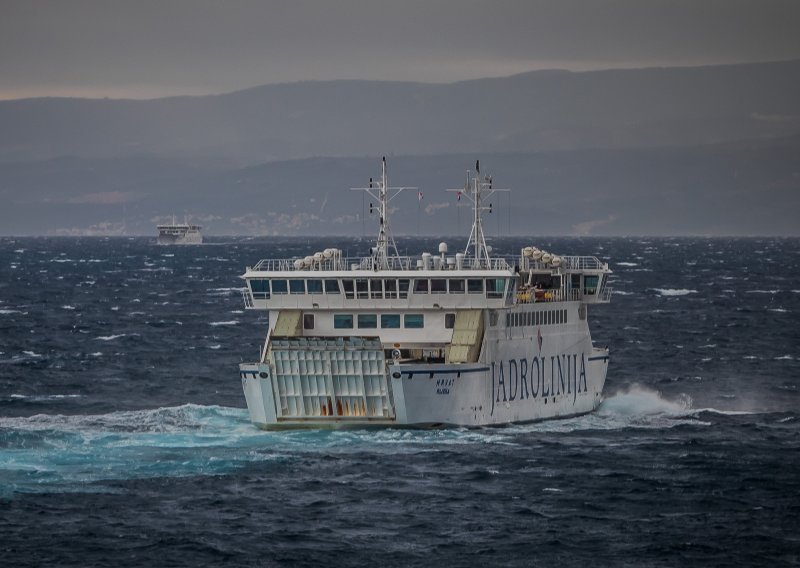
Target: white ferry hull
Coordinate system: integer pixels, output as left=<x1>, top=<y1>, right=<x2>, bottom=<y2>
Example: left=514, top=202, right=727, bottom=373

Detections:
left=239, top=324, right=608, bottom=429
left=157, top=232, right=202, bottom=245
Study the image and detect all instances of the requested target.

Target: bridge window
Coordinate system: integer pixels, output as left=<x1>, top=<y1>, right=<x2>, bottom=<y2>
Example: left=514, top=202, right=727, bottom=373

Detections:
left=404, top=314, right=424, bottom=328
left=307, top=279, right=323, bottom=294
left=370, top=279, right=383, bottom=299
left=303, top=314, right=315, bottom=330
left=399, top=279, right=410, bottom=299
left=250, top=279, right=270, bottom=300
left=431, top=279, right=446, bottom=293
left=414, top=279, right=429, bottom=294
left=342, top=279, right=354, bottom=299
left=334, top=314, right=353, bottom=329
left=584, top=275, right=598, bottom=295
left=486, top=278, right=505, bottom=299
left=445, top=313, right=456, bottom=329
left=449, top=279, right=465, bottom=294
left=384, top=279, right=397, bottom=299
left=381, top=314, right=401, bottom=328
left=289, top=279, right=305, bottom=294
left=325, top=279, right=341, bottom=294
left=271, top=279, right=288, bottom=295
left=468, top=279, right=483, bottom=294
left=358, top=314, right=377, bottom=329
left=356, top=279, right=369, bottom=299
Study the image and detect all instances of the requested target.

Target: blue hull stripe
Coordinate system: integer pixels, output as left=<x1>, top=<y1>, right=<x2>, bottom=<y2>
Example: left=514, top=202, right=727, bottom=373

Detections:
left=400, top=366, right=489, bottom=378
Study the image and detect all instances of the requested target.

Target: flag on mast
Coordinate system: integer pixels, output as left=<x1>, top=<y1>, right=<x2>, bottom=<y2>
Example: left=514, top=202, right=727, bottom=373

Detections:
left=418, top=191, right=424, bottom=201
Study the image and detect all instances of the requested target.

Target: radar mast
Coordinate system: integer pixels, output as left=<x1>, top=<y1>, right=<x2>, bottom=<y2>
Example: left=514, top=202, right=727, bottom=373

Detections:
left=351, top=157, right=416, bottom=269
left=448, top=160, right=509, bottom=268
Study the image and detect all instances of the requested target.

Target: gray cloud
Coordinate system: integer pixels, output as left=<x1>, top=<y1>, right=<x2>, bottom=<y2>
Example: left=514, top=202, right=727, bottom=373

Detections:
left=2, top=0, right=799, bottom=99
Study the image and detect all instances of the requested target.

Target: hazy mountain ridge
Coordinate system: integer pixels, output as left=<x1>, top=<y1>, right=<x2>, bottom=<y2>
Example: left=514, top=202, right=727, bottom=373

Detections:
left=2, top=134, right=797, bottom=236
left=1, top=60, right=798, bottom=235
left=1, top=60, right=799, bottom=163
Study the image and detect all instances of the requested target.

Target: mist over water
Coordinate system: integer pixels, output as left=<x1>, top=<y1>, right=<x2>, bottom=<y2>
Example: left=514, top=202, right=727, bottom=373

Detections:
left=1, top=236, right=798, bottom=566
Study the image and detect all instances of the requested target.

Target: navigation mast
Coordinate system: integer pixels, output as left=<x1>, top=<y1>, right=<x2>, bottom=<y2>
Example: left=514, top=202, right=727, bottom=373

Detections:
left=449, top=160, right=509, bottom=268
left=351, top=157, right=416, bottom=269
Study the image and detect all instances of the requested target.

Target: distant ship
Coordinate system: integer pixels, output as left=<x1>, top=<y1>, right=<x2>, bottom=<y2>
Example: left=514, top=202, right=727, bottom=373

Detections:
left=238, top=159, right=612, bottom=428
left=156, top=216, right=202, bottom=245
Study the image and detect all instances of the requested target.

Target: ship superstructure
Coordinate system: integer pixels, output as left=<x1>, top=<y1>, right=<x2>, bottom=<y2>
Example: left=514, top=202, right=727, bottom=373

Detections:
left=239, top=159, right=611, bottom=428
left=157, top=216, right=203, bottom=245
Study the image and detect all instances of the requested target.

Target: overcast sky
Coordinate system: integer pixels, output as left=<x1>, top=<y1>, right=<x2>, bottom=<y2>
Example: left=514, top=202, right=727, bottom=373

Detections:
left=2, top=0, right=800, bottom=100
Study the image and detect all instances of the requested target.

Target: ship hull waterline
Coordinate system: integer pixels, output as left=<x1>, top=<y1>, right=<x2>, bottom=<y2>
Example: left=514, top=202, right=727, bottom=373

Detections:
left=240, top=340, right=609, bottom=430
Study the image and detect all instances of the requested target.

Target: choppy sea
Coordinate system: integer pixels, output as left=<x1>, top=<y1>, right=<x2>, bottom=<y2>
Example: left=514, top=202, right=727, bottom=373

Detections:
left=0, top=236, right=798, bottom=567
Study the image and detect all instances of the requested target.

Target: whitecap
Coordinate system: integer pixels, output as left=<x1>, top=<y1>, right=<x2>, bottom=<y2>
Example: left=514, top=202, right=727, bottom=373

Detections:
left=651, top=288, right=698, bottom=296
left=745, top=289, right=780, bottom=294
left=613, top=290, right=635, bottom=296
left=95, top=334, right=126, bottom=341
left=768, top=308, right=788, bottom=313
left=207, top=344, right=222, bottom=350
left=209, top=320, right=239, bottom=326
left=8, top=393, right=82, bottom=402
left=61, top=305, right=76, bottom=310
left=22, top=350, right=42, bottom=357
left=775, top=355, right=794, bottom=360
left=0, top=309, right=22, bottom=315
left=616, top=262, right=638, bottom=267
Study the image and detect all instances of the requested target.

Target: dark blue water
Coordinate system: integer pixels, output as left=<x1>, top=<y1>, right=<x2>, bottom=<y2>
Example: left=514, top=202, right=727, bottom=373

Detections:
left=1, top=236, right=798, bottom=567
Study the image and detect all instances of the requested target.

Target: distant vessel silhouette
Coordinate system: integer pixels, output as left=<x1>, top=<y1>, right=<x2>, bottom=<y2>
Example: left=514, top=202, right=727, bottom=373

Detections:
left=156, top=216, right=202, bottom=245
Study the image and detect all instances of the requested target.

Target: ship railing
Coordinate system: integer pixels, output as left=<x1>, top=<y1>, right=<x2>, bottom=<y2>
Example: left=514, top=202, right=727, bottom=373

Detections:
left=558, top=256, right=608, bottom=271
left=249, top=255, right=513, bottom=273
left=241, top=287, right=255, bottom=309
left=515, top=286, right=613, bottom=304
left=515, top=287, right=582, bottom=304
left=357, top=256, right=414, bottom=271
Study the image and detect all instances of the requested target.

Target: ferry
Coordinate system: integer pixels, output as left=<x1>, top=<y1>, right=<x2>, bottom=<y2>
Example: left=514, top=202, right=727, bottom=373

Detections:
left=156, top=216, right=203, bottom=245
left=239, top=159, right=612, bottom=428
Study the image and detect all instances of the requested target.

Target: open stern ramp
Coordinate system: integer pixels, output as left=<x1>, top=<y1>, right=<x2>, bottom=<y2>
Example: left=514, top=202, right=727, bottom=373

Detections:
left=241, top=337, right=395, bottom=428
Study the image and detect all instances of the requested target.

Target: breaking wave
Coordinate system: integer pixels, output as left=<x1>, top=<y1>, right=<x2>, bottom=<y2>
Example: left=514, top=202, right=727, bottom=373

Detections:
left=651, top=288, right=698, bottom=296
